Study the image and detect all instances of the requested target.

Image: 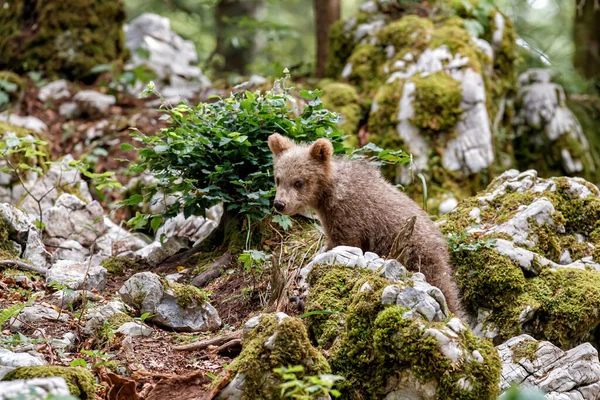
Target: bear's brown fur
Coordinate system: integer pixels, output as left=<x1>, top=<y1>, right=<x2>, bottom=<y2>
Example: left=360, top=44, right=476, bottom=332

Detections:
left=268, top=133, right=464, bottom=317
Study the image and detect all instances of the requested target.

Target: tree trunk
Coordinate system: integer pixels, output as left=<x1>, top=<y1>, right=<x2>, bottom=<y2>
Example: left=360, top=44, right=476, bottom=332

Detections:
left=574, top=0, right=600, bottom=82
left=314, top=0, right=341, bottom=78
left=214, top=0, right=263, bottom=75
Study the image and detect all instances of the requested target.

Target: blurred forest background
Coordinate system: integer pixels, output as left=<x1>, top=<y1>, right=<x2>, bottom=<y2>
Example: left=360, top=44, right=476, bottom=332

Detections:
left=123, top=0, right=598, bottom=93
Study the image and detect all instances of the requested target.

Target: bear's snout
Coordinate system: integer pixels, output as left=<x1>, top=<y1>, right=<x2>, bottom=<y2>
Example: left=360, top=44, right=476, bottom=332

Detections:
left=274, top=200, right=286, bottom=212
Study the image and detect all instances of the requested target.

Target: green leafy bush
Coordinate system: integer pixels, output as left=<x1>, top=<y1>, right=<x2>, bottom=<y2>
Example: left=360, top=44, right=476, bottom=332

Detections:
left=125, top=74, right=410, bottom=230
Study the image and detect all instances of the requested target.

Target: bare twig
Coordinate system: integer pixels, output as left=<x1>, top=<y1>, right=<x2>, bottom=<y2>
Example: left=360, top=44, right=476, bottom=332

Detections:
left=387, top=216, right=417, bottom=263
left=172, top=330, right=241, bottom=351
left=0, top=260, right=48, bottom=276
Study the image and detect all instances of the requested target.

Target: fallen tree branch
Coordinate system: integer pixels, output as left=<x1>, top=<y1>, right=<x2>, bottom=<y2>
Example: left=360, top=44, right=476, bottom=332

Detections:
left=0, top=260, right=48, bottom=276
left=213, top=339, right=241, bottom=354
left=191, top=251, right=232, bottom=288
left=173, top=330, right=241, bottom=352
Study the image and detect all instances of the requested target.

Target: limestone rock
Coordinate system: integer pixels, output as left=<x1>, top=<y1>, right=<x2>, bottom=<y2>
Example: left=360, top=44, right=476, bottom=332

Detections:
left=124, top=13, right=211, bottom=102
left=0, top=377, right=71, bottom=399
left=499, top=335, right=600, bottom=399
left=0, top=114, right=47, bottom=133
left=440, top=170, right=600, bottom=347
left=38, top=80, right=71, bottom=102
left=46, top=260, right=107, bottom=291
left=7, top=304, right=68, bottom=333
left=43, top=194, right=106, bottom=248
left=116, top=321, right=153, bottom=337
left=72, top=90, right=115, bottom=119
left=119, top=272, right=221, bottom=332
left=82, top=301, right=128, bottom=336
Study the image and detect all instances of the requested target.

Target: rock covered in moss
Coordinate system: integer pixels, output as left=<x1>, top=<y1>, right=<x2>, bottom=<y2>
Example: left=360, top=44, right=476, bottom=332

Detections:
left=513, top=69, right=597, bottom=182
left=498, top=334, right=600, bottom=399
left=217, top=312, right=330, bottom=400
left=302, top=248, right=500, bottom=399
left=440, top=169, right=600, bottom=348
left=325, top=1, right=518, bottom=203
left=119, top=272, right=221, bottom=332
left=1, top=366, right=96, bottom=399
left=0, top=0, right=127, bottom=81
left=0, top=377, right=71, bottom=399
left=82, top=301, right=130, bottom=337
left=319, top=82, right=362, bottom=137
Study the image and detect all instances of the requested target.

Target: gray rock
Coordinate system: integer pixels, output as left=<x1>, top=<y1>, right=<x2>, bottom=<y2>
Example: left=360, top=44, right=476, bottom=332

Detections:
left=513, top=69, right=592, bottom=174
left=18, top=155, right=93, bottom=217
left=299, top=246, right=366, bottom=287
left=59, top=102, right=79, bottom=119
left=138, top=236, right=189, bottom=266
left=116, top=321, right=153, bottom=337
left=153, top=286, right=221, bottom=332
left=82, top=301, right=127, bottom=336
left=439, top=197, right=458, bottom=214
left=43, top=194, right=106, bottom=248
left=0, top=114, right=47, bottom=133
left=124, top=13, right=211, bottom=101
left=7, top=304, right=68, bottom=332
left=49, top=289, right=102, bottom=309
left=0, top=377, right=70, bottom=399
left=72, top=90, right=115, bottom=118
left=156, top=203, right=223, bottom=247
left=52, top=239, right=89, bottom=262
left=96, top=217, right=149, bottom=257
left=119, top=272, right=164, bottom=314
left=38, top=80, right=71, bottom=102
left=0, top=349, right=45, bottom=368
left=46, top=260, right=107, bottom=291
left=379, top=259, right=407, bottom=282
left=119, top=272, right=221, bottom=332
left=499, top=334, right=600, bottom=399
left=382, top=284, right=447, bottom=322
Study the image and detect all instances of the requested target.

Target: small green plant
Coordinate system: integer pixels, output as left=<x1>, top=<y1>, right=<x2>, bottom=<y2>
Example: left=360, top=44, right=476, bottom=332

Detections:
left=0, top=78, right=18, bottom=108
left=499, top=385, right=545, bottom=400
left=447, top=231, right=496, bottom=252
left=274, top=365, right=344, bottom=399
left=70, top=349, right=115, bottom=370
left=238, top=249, right=267, bottom=273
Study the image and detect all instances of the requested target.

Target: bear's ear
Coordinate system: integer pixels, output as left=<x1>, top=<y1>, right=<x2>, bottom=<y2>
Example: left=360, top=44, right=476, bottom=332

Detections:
left=309, top=138, right=333, bottom=163
left=268, top=133, right=295, bottom=157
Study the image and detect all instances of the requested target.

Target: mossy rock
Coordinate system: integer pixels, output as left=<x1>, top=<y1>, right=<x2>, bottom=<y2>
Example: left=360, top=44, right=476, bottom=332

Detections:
left=440, top=169, right=600, bottom=348
left=100, top=256, right=140, bottom=276
left=304, top=263, right=501, bottom=399
left=320, top=82, right=362, bottom=139
left=2, top=365, right=96, bottom=399
left=0, top=0, right=127, bottom=82
left=226, top=313, right=330, bottom=399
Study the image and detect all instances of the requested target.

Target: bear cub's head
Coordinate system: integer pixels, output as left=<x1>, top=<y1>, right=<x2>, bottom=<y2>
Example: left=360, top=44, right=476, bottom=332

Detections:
left=268, top=133, right=333, bottom=215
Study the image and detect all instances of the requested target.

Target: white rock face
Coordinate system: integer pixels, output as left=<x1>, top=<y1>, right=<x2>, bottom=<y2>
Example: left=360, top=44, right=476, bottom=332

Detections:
left=499, top=334, right=600, bottom=399
left=0, top=114, right=47, bottom=133
left=0, top=377, right=71, bottom=400
left=116, top=321, right=153, bottom=337
left=38, top=80, right=71, bottom=102
left=124, top=13, right=211, bottom=101
left=43, top=194, right=106, bottom=248
left=82, top=301, right=128, bottom=336
left=72, top=90, right=115, bottom=118
left=513, top=69, right=593, bottom=174
left=7, top=304, right=68, bottom=333
left=119, top=272, right=221, bottom=332
left=46, top=259, right=107, bottom=291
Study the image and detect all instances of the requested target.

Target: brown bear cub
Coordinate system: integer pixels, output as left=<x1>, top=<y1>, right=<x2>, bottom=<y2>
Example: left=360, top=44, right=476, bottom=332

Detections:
left=268, top=133, right=464, bottom=317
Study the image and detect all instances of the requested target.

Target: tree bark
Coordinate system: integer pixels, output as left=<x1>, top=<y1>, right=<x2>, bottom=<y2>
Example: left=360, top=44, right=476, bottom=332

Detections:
left=314, top=0, right=341, bottom=78
left=574, top=0, right=600, bottom=81
left=214, top=0, right=263, bottom=75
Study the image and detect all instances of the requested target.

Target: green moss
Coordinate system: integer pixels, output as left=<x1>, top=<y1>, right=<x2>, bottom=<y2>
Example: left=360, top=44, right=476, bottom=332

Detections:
left=568, top=95, right=600, bottom=183
left=320, top=82, right=362, bottom=136
left=346, top=44, right=386, bottom=92
left=0, top=0, right=127, bottom=82
left=306, top=264, right=500, bottom=399
left=229, top=314, right=330, bottom=400
left=377, top=16, right=433, bottom=52
left=165, top=281, right=209, bottom=308
left=443, top=176, right=600, bottom=347
left=487, top=10, right=518, bottom=95
left=430, top=25, right=483, bottom=73
left=326, top=19, right=357, bottom=78
left=100, top=256, right=139, bottom=276
left=99, top=312, right=134, bottom=342
left=410, top=72, right=463, bottom=134
left=2, top=366, right=96, bottom=399
left=511, top=338, right=539, bottom=362
left=0, top=217, right=19, bottom=259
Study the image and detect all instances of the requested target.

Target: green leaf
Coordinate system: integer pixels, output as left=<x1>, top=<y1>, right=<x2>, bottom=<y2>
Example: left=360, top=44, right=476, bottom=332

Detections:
left=0, top=80, right=18, bottom=92
left=90, top=63, right=115, bottom=73
left=150, top=216, right=162, bottom=233
left=69, top=358, right=88, bottom=368
left=120, top=143, right=136, bottom=151
left=272, top=214, right=292, bottom=231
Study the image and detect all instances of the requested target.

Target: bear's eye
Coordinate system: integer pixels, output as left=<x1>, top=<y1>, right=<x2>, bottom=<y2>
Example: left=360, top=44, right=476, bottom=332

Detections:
left=294, top=180, right=304, bottom=189
left=275, top=177, right=280, bottom=186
